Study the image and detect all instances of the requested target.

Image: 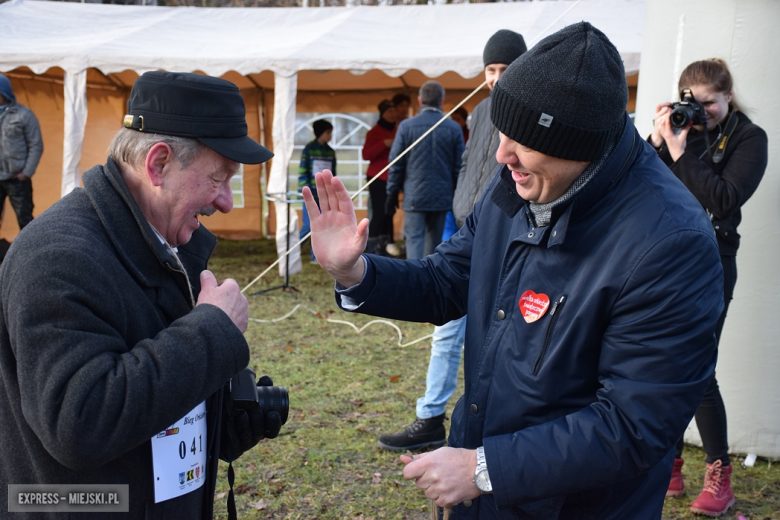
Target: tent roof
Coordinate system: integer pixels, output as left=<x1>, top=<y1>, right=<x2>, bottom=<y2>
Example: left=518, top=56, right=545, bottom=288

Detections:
left=0, top=0, right=644, bottom=79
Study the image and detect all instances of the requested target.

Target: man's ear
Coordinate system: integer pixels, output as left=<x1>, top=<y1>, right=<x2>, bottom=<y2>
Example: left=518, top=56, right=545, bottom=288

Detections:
left=145, top=142, right=174, bottom=187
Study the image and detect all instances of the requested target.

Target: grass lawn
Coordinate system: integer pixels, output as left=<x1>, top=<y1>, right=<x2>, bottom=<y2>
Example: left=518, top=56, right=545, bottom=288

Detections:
left=208, top=238, right=780, bottom=520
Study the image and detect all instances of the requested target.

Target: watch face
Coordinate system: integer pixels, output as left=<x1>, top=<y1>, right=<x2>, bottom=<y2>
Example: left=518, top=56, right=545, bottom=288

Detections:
left=475, top=470, right=492, bottom=492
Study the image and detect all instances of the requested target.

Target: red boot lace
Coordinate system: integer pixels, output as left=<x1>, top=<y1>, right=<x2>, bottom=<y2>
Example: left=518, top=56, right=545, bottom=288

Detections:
left=702, top=459, right=725, bottom=495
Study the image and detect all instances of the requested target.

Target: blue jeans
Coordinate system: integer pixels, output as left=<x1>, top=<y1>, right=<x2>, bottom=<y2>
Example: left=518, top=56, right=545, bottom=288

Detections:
left=300, top=204, right=316, bottom=262
left=417, top=316, right=466, bottom=419
left=416, top=214, right=465, bottom=419
left=403, top=210, right=447, bottom=260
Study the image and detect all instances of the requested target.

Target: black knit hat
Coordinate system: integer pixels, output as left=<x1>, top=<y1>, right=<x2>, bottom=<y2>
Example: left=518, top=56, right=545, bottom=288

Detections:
left=124, top=71, right=273, bottom=164
left=491, top=22, right=627, bottom=162
left=483, top=29, right=527, bottom=67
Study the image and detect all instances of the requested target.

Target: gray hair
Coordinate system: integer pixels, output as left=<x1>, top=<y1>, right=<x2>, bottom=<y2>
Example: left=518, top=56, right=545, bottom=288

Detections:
left=419, top=81, right=445, bottom=107
left=107, top=128, right=207, bottom=170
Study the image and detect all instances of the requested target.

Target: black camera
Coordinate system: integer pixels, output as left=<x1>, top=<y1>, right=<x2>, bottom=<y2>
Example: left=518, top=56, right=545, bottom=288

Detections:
left=670, top=88, right=706, bottom=130
left=229, top=367, right=289, bottom=425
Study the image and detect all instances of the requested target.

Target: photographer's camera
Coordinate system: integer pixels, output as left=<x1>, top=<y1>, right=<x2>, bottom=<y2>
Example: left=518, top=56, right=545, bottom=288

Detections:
left=670, top=88, right=706, bottom=130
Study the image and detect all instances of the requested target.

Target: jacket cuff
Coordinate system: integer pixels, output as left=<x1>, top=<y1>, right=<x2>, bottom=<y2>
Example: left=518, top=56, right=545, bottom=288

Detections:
left=335, top=254, right=376, bottom=310
left=483, top=435, right=511, bottom=508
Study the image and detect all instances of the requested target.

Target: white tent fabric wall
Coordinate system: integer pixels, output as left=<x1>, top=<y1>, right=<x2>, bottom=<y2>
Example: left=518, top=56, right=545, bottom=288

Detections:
left=635, top=0, right=780, bottom=460
left=269, top=74, right=303, bottom=277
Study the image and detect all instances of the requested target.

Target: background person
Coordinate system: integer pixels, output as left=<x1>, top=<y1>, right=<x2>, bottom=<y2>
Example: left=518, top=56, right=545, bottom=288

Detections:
left=377, top=29, right=526, bottom=453
left=305, top=23, right=723, bottom=519
left=392, top=93, right=411, bottom=123
left=650, top=58, right=768, bottom=517
left=450, top=106, right=469, bottom=143
left=0, top=71, right=280, bottom=518
left=298, top=119, right=336, bottom=264
left=0, top=72, right=43, bottom=232
left=385, top=81, right=464, bottom=260
left=363, top=99, right=397, bottom=256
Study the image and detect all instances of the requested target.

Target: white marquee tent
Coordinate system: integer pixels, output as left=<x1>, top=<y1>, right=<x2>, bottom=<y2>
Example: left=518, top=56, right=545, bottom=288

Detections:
left=0, top=0, right=644, bottom=272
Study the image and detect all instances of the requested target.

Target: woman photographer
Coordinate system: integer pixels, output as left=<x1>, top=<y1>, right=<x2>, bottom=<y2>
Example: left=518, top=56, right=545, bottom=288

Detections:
left=650, top=58, right=768, bottom=517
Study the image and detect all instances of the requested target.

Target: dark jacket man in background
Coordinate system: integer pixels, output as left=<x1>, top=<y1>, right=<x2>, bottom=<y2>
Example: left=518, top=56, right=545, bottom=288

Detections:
left=386, top=80, right=464, bottom=260
left=304, top=23, right=723, bottom=519
left=0, top=73, right=43, bottom=231
left=0, top=72, right=279, bottom=519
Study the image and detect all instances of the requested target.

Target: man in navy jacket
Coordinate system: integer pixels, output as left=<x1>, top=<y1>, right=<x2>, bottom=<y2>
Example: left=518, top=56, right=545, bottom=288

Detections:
left=385, top=80, right=464, bottom=260
left=304, top=23, right=722, bottom=519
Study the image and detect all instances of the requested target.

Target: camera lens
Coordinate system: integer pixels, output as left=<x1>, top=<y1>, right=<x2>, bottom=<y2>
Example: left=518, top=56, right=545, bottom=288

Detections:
left=256, top=385, right=289, bottom=425
left=670, top=105, right=693, bottom=128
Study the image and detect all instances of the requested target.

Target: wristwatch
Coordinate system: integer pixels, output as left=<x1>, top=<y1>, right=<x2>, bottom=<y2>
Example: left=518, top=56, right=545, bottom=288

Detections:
left=473, top=446, right=493, bottom=494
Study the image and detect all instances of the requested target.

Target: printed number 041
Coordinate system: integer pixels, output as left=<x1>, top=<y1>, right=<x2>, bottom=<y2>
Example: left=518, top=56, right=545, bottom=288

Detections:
left=179, top=436, right=202, bottom=459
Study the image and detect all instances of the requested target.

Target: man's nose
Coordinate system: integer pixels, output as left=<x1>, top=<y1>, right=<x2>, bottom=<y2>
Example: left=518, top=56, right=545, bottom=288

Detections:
left=215, top=182, right=234, bottom=213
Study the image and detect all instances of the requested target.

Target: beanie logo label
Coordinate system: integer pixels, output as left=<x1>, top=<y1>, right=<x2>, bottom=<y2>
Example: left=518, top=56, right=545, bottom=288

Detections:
left=538, top=113, right=553, bottom=128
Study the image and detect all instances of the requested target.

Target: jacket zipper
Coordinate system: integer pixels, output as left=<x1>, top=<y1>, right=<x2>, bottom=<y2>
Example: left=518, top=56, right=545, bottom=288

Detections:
left=533, top=295, right=567, bottom=376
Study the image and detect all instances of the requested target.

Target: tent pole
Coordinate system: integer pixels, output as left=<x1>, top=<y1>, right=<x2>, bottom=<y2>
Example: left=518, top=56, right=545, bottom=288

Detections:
left=62, top=70, right=88, bottom=197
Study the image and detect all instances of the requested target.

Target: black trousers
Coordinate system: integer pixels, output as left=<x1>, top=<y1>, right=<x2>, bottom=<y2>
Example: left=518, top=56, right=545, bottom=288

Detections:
left=676, top=254, right=736, bottom=465
left=0, top=178, right=34, bottom=230
left=367, top=178, right=393, bottom=239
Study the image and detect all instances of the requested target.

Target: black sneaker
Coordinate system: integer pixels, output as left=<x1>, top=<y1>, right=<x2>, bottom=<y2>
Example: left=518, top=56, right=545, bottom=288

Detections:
left=377, top=414, right=446, bottom=451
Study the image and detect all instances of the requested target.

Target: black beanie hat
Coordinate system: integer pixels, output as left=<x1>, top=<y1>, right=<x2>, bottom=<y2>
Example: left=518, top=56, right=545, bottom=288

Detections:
left=483, top=29, right=527, bottom=68
left=491, top=22, right=627, bottom=162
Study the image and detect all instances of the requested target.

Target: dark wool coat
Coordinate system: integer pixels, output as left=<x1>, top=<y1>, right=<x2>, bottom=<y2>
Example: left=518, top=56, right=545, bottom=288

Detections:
left=0, top=160, right=249, bottom=519
left=452, top=96, right=502, bottom=229
left=386, top=106, right=465, bottom=212
left=339, top=117, right=723, bottom=519
left=654, top=110, right=768, bottom=256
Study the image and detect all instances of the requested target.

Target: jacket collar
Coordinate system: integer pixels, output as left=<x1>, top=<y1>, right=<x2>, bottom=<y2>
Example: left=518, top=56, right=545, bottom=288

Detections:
left=490, top=114, right=639, bottom=247
left=83, top=159, right=217, bottom=296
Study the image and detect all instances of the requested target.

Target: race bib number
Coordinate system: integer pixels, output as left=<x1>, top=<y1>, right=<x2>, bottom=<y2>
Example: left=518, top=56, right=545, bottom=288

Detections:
left=151, top=401, right=207, bottom=503
left=312, top=159, right=333, bottom=174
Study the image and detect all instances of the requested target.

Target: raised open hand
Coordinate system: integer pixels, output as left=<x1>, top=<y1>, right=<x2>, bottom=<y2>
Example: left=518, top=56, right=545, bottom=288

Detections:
left=302, top=169, right=369, bottom=287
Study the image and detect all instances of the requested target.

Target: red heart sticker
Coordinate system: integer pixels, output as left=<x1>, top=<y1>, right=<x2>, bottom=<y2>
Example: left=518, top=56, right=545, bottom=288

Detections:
left=519, top=290, right=550, bottom=323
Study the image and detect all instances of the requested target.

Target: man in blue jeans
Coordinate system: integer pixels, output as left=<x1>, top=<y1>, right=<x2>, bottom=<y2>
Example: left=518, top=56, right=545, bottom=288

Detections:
left=378, top=30, right=527, bottom=451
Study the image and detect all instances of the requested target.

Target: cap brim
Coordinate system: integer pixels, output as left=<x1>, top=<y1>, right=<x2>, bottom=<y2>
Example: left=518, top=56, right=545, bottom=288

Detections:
left=198, top=135, right=274, bottom=165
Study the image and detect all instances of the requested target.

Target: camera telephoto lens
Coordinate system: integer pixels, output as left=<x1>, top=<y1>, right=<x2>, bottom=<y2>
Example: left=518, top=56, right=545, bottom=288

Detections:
left=670, top=105, right=693, bottom=128
left=256, top=385, right=289, bottom=425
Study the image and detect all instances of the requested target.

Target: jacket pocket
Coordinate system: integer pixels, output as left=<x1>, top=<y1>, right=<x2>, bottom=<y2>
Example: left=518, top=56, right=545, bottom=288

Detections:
left=532, top=295, right=567, bottom=376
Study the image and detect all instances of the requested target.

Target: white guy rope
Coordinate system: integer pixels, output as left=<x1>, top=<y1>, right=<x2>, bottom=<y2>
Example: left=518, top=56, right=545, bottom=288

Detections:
left=249, top=303, right=434, bottom=348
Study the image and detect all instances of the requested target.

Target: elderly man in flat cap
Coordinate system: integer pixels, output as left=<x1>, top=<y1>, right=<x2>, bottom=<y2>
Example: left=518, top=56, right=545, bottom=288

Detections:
left=305, top=23, right=723, bottom=519
left=0, top=72, right=276, bottom=519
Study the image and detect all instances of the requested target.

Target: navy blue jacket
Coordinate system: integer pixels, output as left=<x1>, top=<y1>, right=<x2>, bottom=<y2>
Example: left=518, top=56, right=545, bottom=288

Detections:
left=339, top=117, right=723, bottom=519
left=387, top=106, right=464, bottom=212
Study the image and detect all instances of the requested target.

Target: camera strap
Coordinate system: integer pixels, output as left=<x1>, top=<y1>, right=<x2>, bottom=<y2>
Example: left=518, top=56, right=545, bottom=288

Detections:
left=227, top=462, right=238, bottom=520
left=712, top=111, right=738, bottom=164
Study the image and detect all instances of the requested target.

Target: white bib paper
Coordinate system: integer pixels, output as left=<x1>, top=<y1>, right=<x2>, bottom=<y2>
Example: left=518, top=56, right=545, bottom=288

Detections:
left=151, top=401, right=207, bottom=503
left=312, top=159, right=333, bottom=174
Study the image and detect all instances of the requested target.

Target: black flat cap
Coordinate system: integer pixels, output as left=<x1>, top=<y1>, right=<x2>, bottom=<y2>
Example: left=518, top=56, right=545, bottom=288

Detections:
left=123, top=71, right=273, bottom=165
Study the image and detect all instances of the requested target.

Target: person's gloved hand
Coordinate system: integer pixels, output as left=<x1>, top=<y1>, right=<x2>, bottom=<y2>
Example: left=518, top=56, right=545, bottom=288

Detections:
left=385, top=191, right=399, bottom=217
left=220, top=376, right=282, bottom=463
